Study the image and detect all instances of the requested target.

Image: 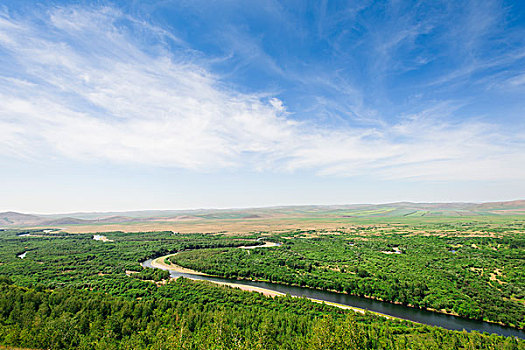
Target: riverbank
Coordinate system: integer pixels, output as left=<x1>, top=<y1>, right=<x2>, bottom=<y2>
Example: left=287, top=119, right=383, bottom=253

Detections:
left=173, top=262, right=516, bottom=329
left=149, top=255, right=307, bottom=298
left=167, top=252, right=520, bottom=330
left=149, top=255, right=209, bottom=276
left=239, top=241, right=281, bottom=249
left=146, top=253, right=407, bottom=318
left=142, top=251, right=525, bottom=338
left=200, top=280, right=286, bottom=297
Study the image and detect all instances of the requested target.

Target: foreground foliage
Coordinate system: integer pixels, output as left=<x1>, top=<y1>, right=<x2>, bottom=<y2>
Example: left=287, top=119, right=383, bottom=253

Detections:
left=0, top=278, right=523, bottom=350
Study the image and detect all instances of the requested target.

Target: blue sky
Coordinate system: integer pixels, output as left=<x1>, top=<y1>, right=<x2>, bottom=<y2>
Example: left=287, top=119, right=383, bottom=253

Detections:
left=1, top=0, right=524, bottom=213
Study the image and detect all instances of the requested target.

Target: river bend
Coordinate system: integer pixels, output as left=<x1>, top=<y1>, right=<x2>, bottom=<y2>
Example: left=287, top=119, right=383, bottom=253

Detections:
left=142, top=242, right=524, bottom=339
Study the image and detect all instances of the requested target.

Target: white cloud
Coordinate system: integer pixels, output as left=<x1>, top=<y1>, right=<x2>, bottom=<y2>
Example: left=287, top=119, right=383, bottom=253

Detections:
left=0, top=6, right=524, bottom=181
left=506, top=73, right=525, bottom=87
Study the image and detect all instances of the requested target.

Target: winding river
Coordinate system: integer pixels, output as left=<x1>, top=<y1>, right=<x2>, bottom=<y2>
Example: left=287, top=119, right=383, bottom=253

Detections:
left=142, top=242, right=524, bottom=339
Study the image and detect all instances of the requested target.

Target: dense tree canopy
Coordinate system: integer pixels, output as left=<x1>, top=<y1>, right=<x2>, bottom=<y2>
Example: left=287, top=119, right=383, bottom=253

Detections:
left=171, top=222, right=525, bottom=327
left=0, top=223, right=523, bottom=349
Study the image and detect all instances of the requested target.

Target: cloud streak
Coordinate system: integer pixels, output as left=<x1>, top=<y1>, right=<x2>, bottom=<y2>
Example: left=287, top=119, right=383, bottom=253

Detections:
left=0, top=5, right=524, bottom=181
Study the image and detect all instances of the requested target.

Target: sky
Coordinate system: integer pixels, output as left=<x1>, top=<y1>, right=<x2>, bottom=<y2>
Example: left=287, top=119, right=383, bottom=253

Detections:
left=1, top=0, right=525, bottom=213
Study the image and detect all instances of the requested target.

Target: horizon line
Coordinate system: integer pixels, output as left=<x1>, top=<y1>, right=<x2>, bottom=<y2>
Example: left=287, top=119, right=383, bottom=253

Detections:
left=3, top=198, right=524, bottom=216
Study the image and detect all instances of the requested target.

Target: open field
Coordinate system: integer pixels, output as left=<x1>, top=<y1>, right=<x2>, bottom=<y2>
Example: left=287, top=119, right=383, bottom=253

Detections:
left=45, top=214, right=525, bottom=235
left=3, top=200, right=525, bottom=235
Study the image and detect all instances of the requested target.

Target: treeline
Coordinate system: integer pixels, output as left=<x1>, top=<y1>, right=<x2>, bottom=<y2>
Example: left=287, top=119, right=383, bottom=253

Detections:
left=171, top=229, right=525, bottom=328
left=0, top=229, right=258, bottom=294
left=0, top=278, right=523, bottom=349
left=130, top=267, right=170, bottom=281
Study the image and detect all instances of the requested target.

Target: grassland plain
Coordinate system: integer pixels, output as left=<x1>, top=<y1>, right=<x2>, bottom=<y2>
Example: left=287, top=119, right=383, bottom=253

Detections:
left=3, top=201, right=525, bottom=234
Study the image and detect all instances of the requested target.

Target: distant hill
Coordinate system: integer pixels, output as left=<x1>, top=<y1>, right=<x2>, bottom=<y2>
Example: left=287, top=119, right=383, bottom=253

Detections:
left=0, top=212, right=42, bottom=226
left=474, top=200, right=525, bottom=210
left=1, top=200, right=524, bottom=228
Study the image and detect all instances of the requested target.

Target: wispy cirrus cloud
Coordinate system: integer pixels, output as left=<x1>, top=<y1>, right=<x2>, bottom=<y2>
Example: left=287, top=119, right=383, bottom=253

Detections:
left=0, top=5, right=524, bottom=181
left=0, top=6, right=299, bottom=170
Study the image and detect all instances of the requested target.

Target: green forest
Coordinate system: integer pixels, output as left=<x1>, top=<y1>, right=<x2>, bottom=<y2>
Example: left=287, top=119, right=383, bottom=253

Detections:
left=172, top=222, right=525, bottom=328
left=0, top=223, right=524, bottom=349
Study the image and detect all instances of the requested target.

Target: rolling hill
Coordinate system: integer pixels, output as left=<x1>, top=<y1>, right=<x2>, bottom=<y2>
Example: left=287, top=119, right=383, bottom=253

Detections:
left=1, top=200, right=525, bottom=228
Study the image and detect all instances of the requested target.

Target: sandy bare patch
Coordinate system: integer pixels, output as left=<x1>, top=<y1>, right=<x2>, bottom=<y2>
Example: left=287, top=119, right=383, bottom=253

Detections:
left=239, top=241, right=280, bottom=249
left=93, top=235, right=113, bottom=242
left=489, top=269, right=505, bottom=285
left=381, top=247, right=402, bottom=254
left=150, top=255, right=209, bottom=276
left=212, top=281, right=285, bottom=297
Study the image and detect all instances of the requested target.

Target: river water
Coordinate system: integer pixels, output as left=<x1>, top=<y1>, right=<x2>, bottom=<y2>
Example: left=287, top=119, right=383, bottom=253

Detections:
left=142, top=246, right=524, bottom=339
